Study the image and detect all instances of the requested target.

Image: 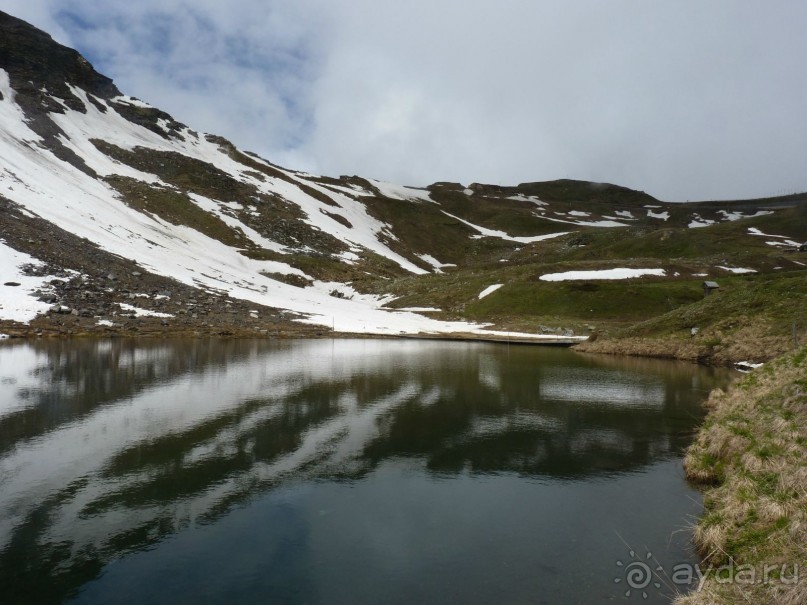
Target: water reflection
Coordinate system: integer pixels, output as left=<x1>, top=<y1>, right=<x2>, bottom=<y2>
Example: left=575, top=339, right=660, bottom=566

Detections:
left=0, top=339, right=730, bottom=604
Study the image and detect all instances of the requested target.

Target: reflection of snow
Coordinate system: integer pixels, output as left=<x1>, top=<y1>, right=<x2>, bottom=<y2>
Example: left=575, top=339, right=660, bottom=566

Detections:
left=540, top=376, right=665, bottom=407
left=469, top=413, right=562, bottom=437
left=0, top=338, right=705, bottom=579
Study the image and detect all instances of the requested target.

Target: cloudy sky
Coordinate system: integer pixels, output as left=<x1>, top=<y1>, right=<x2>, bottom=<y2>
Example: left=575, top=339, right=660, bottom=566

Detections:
left=7, top=1, right=807, bottom=201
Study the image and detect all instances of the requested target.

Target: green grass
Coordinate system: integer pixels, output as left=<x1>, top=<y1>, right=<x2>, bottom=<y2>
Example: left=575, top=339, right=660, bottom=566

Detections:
left=466, top=279, right=702, bottom=321
left=94, top=140, right=258, bottom=202
left=624, top=271, right=807, bottom=338
left=105, top=175, right=246, bottom=248
left=679, top=350, right=807, bottom=605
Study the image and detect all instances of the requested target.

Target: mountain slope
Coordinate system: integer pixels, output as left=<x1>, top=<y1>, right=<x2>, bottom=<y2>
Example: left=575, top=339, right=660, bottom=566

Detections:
left=1, top=10, right=805, bottom=344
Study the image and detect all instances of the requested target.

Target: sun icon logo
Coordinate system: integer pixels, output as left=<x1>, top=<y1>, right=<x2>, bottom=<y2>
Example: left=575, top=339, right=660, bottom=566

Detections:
left=614, top=549, right=664, bottom=599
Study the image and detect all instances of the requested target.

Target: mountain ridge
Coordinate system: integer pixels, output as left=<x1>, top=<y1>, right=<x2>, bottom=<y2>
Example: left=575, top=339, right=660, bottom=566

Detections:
left=1, top=10, right=805, bottom=353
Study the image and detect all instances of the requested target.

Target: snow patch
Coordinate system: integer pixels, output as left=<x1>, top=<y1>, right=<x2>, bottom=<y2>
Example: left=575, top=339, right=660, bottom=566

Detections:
left=716, top=266, right=757, bottom=274
left=0, top=241, right=55, bottom=322
left=765, top=240, right=801, bottom=248
left=442, top=211, right=570, bottom=243
left=188, top=193, right=288, bottom=254
left=507, top=194, right=546, bottom=206
left=370, top=180, right=433, bottom=203
left=647, top=209, right=669, bottom=220
left=539, top=268, right=665, bottom=282
left=111, top=95, right=154, bottom=109
left=735, top=361, right=763, bottom=373
left=478, top=284, right=503, bottom=299
left=540, top=215, right=629, bottom=228
left=688, top=215, right=715, bottom=228
left=390, top=307, right=442, bottom=313
left=118, top=304, right=173, bottom=318
left=417, top=254, right=455, bottom=273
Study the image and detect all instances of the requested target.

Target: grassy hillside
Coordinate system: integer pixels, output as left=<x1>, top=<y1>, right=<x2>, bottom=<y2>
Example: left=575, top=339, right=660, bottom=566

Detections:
left=676, top=349, right=806, bottom=605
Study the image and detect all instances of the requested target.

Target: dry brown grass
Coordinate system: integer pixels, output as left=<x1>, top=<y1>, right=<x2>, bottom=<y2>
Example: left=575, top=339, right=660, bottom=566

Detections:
left=574, top=336, right=709, bottom=362
left=574, top=323, right=794, bottom=367
left=675, top=348, right=807, bottom=604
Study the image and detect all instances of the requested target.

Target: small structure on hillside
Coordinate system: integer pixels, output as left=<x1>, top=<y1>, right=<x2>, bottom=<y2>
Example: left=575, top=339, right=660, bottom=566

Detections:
left=703, top=281, right=720, bottom=297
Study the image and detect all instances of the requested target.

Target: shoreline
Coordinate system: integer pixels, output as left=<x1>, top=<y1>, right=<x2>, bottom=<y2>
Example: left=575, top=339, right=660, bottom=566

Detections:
left=573, top=334, right=793, bottom=367
left=0, top=316, right=585, bottom=346
left=674, top=348, right=806, bottom=604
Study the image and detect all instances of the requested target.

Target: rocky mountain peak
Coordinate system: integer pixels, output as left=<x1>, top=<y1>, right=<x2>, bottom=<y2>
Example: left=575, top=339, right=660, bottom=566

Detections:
left=0, top=10, right=119, bottom=111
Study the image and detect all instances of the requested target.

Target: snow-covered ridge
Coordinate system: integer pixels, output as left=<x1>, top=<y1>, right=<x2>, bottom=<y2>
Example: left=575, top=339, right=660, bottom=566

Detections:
left=0, top=41, right=793, bottom=340
left=0, top=69, right=576, bottom=339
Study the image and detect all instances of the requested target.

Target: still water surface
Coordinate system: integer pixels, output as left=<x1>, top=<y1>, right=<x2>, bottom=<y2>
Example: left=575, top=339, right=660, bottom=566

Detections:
left=0, top=339, right=732, bottom=604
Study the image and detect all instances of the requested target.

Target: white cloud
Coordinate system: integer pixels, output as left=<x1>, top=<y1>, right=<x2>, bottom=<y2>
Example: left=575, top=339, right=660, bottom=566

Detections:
left=5, top=1, right=807, bottom=200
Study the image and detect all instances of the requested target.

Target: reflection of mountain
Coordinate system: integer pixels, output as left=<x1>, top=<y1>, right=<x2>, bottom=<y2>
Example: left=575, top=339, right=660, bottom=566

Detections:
left=0, top=340, right=729, bottom=604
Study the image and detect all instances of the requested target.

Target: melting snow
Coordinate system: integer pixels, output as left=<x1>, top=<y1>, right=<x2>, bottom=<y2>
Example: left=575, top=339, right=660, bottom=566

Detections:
left=540, top=215, right=629, bottom=228
left=747, top=228, right=800, bottom=247
left=188, top=193, right=288, bottom=254
left=118, top=304, right=173, bottom=318
left=507, top=194, right=546, bottom=206
left=765, top=240, right=801, bottom=248
left=688, top=215, right=715, bottom=228
left=110, top=95, right=154, bottom=109
left=390, top=307, right=442, bottom=312
left=0, top=70, right=637, bottom=341
left=369, top=180, right=434, bottom=203
left=478, top=284, right=503, bottom=299
left=442, top=211, right=570, bottom=243
left=0, top=241, right=53, bottom=322
left=319, top=182, right=373, bottom=197
left=338, top=251, right=361, bottom=264
left=716, top=266, right=757, bottom=274
left=539, top=268, right=666, bottom=282
left=748, top=227, right=784, bottom=238
left=417, top=254, right=456, bottom=273
left=647, top=209, right=669, bottom=220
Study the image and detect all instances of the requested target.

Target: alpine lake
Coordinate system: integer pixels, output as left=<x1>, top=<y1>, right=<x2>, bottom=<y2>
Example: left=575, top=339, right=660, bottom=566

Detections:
left=0, top=338, right=734, bottom=604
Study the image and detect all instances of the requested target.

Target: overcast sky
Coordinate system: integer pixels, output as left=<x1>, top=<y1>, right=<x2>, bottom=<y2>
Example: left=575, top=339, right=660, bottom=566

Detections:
left=7, top=1, right=807, bottom=201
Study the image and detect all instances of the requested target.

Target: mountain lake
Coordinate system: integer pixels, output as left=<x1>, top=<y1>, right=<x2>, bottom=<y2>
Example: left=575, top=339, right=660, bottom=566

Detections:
left=0, top=338, right=734, bottom=604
